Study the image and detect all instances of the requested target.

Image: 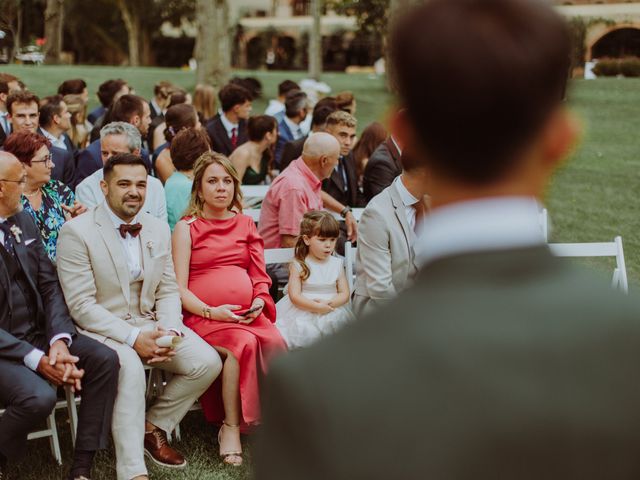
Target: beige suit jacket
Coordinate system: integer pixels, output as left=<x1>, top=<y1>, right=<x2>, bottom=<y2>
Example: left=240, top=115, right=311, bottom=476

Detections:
left=57, top=202, right=183, bottom=343
left=353, top=180, right=419, bottom=316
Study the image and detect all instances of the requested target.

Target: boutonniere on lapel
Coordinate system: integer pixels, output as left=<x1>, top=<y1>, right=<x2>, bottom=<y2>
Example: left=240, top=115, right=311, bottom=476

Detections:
left=146, top=240, right=155, bottom=256
left=10, top=225, right=22, bottom=243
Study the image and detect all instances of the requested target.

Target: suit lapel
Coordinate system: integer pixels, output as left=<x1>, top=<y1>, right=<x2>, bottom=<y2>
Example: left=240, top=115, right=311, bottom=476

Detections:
left=95, top=204, right=131, bottom=303
left=215, top=117, right=234, bottom=154
left=138, top=218, right=155, bottom=304
left=389, top=183, right=417, bottom=269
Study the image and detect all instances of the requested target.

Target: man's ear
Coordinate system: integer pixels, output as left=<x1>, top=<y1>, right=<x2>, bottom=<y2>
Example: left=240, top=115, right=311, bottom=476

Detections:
left=390, top=108, right=416, bottom=156
left=99, top=179, right=108, bottom=197
left=130, top=115, right=141, bottom=128
left=539, top=107, right=581, bottom=173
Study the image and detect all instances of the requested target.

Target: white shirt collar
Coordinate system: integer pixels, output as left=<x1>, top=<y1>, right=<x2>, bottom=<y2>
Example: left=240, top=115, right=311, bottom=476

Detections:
left=219, top=112, right=238, bottom=137
left=151, top=98, right=163, bottom=116
left=105, top=203, right=139, bottom=229
left=415, top=196, right=546, bottom=266
left=394, top=175, right=418, bottom=207
left=40, top=128, right=66, bottom=150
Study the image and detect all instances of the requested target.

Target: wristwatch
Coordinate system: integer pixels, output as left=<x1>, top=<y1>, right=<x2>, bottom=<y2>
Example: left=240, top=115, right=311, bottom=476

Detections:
left=340, top=206, right=351, bottom=218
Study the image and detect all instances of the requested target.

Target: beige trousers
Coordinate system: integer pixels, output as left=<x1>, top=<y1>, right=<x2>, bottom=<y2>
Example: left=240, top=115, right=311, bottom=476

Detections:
left=90, top=320, right=222, bottom=479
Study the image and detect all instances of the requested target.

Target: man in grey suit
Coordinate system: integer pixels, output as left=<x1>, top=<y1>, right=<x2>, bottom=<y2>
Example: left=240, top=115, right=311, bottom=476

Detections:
left=256, top=1, right=640, bottom=479
left=353, top=159, right=428, bottom=316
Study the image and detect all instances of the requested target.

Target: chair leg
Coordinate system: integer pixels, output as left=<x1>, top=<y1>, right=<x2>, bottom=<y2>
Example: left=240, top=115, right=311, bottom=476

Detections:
left=65, top=385, right=79, bottom=447
left=46, top=410, right=63, bottom=465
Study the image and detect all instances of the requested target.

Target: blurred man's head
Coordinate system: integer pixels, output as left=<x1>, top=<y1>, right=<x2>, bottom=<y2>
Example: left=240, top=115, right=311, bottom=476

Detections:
left=390, top=0, right=575, bottom=200
left=284, top=90, right=309, bottom=124
left=99, top=122, right=142, bottom=165
left=7, top=91, right=40, bottom=134
left=108, top=94, right=151, bottom=136
left=39, top=95, right=72, bottom=135
left=325, top=111, right=357, bottom=157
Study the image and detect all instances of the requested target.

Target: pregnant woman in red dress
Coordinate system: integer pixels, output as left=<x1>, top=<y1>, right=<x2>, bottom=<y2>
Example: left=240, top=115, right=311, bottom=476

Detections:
left=172, top=152, right=286, bottom=466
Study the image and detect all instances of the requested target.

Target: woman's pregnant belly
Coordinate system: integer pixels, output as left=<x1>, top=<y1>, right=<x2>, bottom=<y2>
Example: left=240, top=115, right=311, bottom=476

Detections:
left=188, top=265, right=254, bottom=308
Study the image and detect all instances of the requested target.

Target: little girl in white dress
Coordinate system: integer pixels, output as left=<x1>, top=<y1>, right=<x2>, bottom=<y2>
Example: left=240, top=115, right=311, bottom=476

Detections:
left=276, top=210, right=355, bottom=349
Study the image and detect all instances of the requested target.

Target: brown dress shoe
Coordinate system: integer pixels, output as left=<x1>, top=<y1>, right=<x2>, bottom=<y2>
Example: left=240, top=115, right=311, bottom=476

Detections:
left=143, top=428, right=187, bottom=469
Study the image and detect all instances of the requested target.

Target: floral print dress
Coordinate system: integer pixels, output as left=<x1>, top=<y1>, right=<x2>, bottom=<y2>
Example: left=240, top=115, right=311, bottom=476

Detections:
left=21, top=180, right=75, bottom=263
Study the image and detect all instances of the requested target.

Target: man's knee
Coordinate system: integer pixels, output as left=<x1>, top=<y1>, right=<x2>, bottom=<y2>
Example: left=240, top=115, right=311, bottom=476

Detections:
left=21, top=386, right=56, bottom=418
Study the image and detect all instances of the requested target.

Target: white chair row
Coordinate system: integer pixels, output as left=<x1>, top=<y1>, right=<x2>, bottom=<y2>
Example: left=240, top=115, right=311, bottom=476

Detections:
left=243, top=208, right=364, bottom=225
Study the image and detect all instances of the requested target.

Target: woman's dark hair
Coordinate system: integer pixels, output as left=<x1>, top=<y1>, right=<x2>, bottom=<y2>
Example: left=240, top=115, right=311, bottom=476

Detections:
left=352, top=122, right=387, bottom=178
left=247, top=115, right=277, bottom=142
left=164, top=104, right=198, bottom=143
left=294, top=210, right=340, bottom=281
left=3, top=131, right=51, bottom=166
left=167, top=89, right=188, bottom=108
left=96, top=79, right=128, bottom=107
left=57, top=79, right=87, bottom=96
left=170, top=128, right=211, bottom=172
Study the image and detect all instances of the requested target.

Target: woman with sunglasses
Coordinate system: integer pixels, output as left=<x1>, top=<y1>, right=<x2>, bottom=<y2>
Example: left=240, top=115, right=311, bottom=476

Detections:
left=3, top=131, right=86, bottom=263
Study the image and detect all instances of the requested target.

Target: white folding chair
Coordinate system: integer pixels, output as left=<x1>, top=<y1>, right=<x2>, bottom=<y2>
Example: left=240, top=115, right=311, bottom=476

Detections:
left=264, top=247, right=295, bottom=265
left=0, top=405, right=62, bottom=465
left=241, top=185, right=269, bottom=199
left=343, top=241, right=356, bottom=295
left=540, top=208, right=549, bottom=242
left=548, top=236, right=628, bottom=293
left=243, top=208, right=261, bottom=223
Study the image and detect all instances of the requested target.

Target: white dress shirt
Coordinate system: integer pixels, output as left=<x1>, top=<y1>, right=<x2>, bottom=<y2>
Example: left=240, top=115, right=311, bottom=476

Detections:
left=40, top=128, right=67, bottom=150
left=393, top=175, right=419, bottom=231
left=283, top=115, right=304, bottom=140
left=0, top=111, right=10, bottom=135
left=415, top=196, right=546, bottom=267
left=265, top=99, right=285, bottom=117
left=0, top=217, right=72, bottom=371
left=75, top=169, right=168, bottom=222
left=219, top=112, right=239, bottom=140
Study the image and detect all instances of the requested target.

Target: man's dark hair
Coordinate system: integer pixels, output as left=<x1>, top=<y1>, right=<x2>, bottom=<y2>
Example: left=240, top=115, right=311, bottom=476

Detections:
left=39, top=95, right=65, bottom=128
left=108, top=94, right=145, bottom=124
left=0, top=81, right=8, bottom=96
left=103, top=152, right=147, bottom=179
left=312, top=105, right=337, bottom=129
left=58, top=79, right=87, bottom=96
left=97, top=79, right=128, bottom=108
left=218, top=84, right=252, bottom=112
left=230, top=77, right=262, bottom=100
left=390, top=0, right=570, bottom=184
left=7, top=91, right=40, bottom=115
left=278, top=80, right=300, bottom=97
left=284, top=90, right=308, bottom=119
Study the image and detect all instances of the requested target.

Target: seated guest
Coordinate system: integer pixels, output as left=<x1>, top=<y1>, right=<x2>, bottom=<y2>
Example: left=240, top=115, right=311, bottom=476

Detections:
left=265, top=79, right=300, bottom=120
left=3, top=131, right=86, bottom=263
left=352, top=121, right=387, bottom=188
left=206, top=83, right=252, bottom=156
left=193, top=84, right=217, bottom=125
left=39, top=95, right=76, bottom=153
left=353, top=159, right=429, bottom=316
left=172, top=152, right=286, bottom=466
left=76, top=122, right=167, bottom=222
left=57, top=153, right=222, bottom=480
left=274, top=90, right=309, bottom=168
left=229, top=115, right=277, bottom=185
left=77, top=94, right=151, bottom=184
left=87, top=78, right=130, bottom=127
left=63, top=93, right=90, bottom=149
left=7, top=91, right=76, bottom=189
left=165, top=128, right=211, bottom=230
left=362, top=132, right=403, bottom=203
left=279, top=97, right=337, bottom=171
left=0, top=151, right=118, bottom=480
left=154, top=104, right=201, bottom=183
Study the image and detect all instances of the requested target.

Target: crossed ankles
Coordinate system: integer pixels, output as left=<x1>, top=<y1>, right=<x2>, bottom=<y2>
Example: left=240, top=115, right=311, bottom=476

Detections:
left=218, top=421, right=243, bottom=467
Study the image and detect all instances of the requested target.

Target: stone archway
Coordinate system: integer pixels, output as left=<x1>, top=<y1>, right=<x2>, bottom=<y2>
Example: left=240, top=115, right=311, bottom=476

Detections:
left=586, top=23, right=640, bottom=60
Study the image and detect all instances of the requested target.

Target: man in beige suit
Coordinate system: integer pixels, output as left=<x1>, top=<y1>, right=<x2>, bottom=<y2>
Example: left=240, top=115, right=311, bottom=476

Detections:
left=57, top=153, right=222, bottom=480
left=353, top=159, right=429, bottom=316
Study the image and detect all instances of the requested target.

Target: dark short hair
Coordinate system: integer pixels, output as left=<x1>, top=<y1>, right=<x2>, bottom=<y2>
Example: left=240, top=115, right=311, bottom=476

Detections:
left=58, top=79, right=87, bottom=96
left=312, top=105, right=337, bottom=129
left=284, top=90, right=308, bottom=118
left=3, top=131, right=51, bottom=166
left=170, top=128, right=211, bottom=171
left=230, top=77, right=262, bottom=100
left=278, top=80, right=300, bottom=97
left=218, top=84, right=252, bottom=112
left=108, top=94, right=145, bottom=123
left=0, top=81, right=8, bottom=96
left=247, top=115, right=277, bottom=142
left=103, top=152, right=148, bottom=179
left=7, top=91, right=40, bottom=115
left=390, top=0, right=570, bottom=184
left=167, top=89, right=188, bottom=109
left=39, top=95, right=65, bottom=127
left=96, top=79, right=128, bottom=107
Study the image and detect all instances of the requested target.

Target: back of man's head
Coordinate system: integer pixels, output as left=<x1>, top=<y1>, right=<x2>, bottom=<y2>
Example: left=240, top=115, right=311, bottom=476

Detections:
left=97, top=79, right=129, bottom=108
left=39, top=95, right=65, bottom=128
left=391, top=0, right=570, bottom=185
left=219, top=84, right=252, bottom=113
left=285, top=90, right=309, bottom=120
left=278, top=80, right=300, bottom=98
left=109, top=94, right=145, bottom=124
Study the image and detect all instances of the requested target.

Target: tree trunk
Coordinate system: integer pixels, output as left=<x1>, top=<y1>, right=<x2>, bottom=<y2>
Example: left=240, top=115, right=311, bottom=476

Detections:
left=14, top=0, right=23, bottom=61
left=140, top=26, right=154, bottom=66
left=194, top=0, right=231, bottom=88
left=116, top=0, right=140, bottom=66
left=308, top=0, right=322, bottom=80
left=44, top=0, right=64, bottom=64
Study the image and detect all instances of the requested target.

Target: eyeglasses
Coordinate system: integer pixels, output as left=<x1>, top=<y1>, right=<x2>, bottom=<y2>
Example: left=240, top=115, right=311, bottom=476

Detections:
left=31, top=153, right=54, bottom=166
left=0, top=177, right=27, bottom=185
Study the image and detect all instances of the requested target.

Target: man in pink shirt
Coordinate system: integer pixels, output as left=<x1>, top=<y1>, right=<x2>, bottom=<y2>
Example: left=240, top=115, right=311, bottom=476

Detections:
left=259, top=132, right=340, bottom=249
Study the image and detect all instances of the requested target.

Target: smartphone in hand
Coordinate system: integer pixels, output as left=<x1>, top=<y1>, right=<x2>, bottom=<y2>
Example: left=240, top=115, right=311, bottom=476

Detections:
left=236, top=305, right=262, bottom=317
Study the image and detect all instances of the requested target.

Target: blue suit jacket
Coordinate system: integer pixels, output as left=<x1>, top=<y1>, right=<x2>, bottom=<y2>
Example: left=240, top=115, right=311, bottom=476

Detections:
left=275, top=118, right=295, bottom=168
left=76, top=139, right=151, bottom=185
left=50, top=145, right=76, bottom=190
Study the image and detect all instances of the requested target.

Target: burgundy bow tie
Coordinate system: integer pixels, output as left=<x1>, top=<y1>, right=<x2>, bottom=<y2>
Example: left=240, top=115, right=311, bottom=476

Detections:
left=118, top=223, right=142, bottom=239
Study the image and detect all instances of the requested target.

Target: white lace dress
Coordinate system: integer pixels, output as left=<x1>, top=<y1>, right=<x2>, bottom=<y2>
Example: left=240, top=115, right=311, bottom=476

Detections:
left=276, top=255, right=355, bottom=349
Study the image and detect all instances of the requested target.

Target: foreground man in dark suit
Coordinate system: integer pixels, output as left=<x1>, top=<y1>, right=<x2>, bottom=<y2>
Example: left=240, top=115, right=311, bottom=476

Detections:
left=256, top=1, right=640, bottom=479
left=0, top=151, right=119, bottom=480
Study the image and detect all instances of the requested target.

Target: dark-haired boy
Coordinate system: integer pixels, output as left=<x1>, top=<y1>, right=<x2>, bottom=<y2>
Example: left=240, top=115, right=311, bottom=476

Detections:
left=205, top=83, right=252, bottom=156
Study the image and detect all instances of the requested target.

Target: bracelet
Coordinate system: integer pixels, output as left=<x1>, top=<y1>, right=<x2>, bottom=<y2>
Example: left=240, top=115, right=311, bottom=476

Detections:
left=202, top=305, right=211, bottom=319
left=340, top=206, right=351, bottom=218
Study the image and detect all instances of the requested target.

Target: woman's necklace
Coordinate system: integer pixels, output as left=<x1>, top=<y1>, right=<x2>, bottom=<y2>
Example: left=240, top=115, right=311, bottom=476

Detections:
left=24, top=188, right=41, bottom=198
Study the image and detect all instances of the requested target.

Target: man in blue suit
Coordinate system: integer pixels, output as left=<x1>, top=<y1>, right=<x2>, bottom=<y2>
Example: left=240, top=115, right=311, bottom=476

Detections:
left=274, top=90, right=309, bottom=168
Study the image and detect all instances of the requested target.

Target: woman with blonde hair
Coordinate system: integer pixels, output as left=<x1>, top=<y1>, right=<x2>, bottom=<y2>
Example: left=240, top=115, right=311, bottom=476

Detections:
left=172, top=152, right=286, bottom=466
left=193, top=84, right=217, bottom=124
left=63, top=93, right=90, bottom=149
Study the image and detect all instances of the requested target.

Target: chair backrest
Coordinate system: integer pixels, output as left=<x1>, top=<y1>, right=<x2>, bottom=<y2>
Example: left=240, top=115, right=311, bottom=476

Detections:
left=540, top=208, right=549, bottom=242
left=264, top=247, right=295, bottom=265
left=241, top=185, right=270, bottom=199
left=344, top=241, right=356, bottom=294
left=243, top=208, right=261, bottom=222
left=548, top=236, right=628, bottom=293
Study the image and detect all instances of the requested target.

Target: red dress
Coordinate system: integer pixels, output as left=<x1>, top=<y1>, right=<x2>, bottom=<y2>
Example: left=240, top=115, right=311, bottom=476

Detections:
left=182, top=214, right=287, bottom=429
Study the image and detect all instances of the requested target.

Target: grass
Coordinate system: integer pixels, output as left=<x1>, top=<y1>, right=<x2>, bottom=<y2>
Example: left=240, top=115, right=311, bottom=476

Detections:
left=1, top=66, right=640, bottom=477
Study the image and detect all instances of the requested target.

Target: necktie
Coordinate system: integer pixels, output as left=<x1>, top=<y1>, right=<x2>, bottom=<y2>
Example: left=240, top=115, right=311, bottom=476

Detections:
left=231, top=127, right=238, bottom=149
left=118, top=223, right=142, bottom=239
left=0, top=222, right=16, bottom=257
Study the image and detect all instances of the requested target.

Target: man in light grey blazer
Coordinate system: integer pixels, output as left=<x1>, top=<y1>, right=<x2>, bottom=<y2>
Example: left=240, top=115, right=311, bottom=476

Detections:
left=353, top=160, right=429, bottom=316
left=57, top=153, right=221, bottom=480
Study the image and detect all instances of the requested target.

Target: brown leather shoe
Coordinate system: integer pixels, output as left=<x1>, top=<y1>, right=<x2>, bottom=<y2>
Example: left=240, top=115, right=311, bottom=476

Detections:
left=143, top=428, right=187, bottom=469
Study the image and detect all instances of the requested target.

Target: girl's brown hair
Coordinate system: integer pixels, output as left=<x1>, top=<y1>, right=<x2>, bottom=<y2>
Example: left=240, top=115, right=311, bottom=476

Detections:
left=352, top=121, right=387, bottom=178
left=294, top=210, right=340, bottom=281
left=164, top=104, right=198, bottom=143
left=186, top=152, right=243, bottom=218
